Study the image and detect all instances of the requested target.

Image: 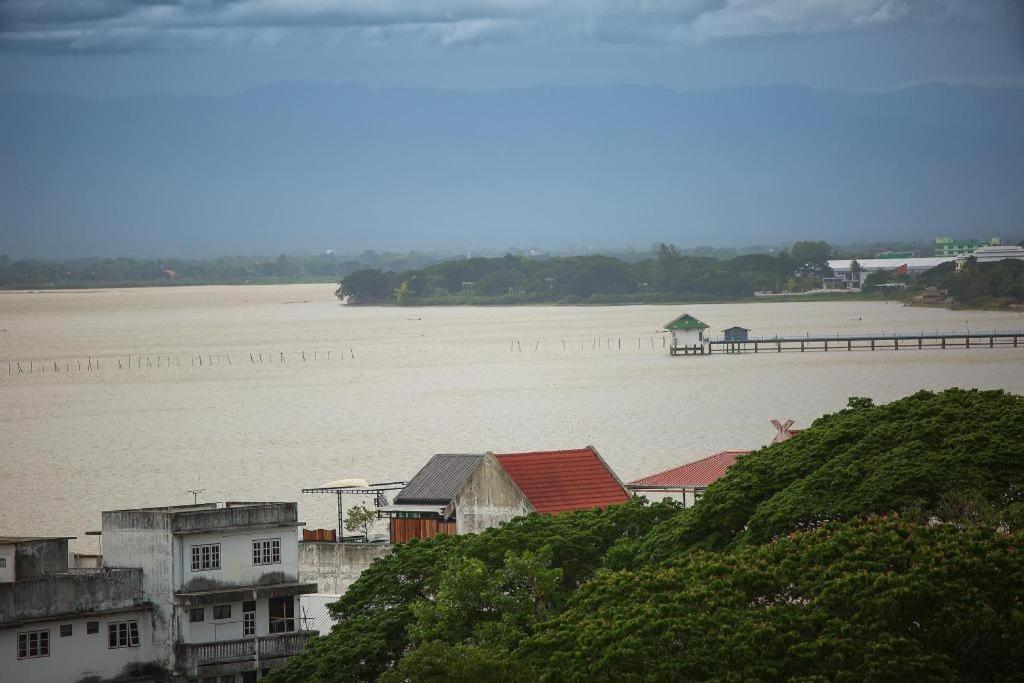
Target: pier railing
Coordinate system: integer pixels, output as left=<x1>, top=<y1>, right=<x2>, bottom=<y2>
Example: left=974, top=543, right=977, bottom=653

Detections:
left=699, top=329, right=1024, bottom=354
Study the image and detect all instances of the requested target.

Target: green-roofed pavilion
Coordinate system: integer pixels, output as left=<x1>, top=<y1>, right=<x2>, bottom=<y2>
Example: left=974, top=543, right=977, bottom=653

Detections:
left=664, top=314, right=709, bottom=331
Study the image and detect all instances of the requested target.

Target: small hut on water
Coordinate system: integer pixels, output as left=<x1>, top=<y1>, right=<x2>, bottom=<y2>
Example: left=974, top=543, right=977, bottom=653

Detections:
left=665, top=314, right=709, bottom=355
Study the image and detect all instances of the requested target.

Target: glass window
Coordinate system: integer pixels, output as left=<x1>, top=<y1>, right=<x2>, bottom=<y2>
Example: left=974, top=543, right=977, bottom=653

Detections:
left=268, top=596, right=294, bottom=634
left=0, top=557, right=6, bottom=567
left=190, top=607, right=205, bottom=623
left=191, top=543, right=221, bottom=571
left=243, top=600, right=256, bottom=637
left=60, top=624, right=72, bottom=637
left=213, top=604, right=231, bottom=620
left=108, top=621, right=140, bottom=648
left=87, top=621, right=99, bottom=634
left=17, top=630, right=49, bottom=659
left=252, top=539, right=281, bottom=565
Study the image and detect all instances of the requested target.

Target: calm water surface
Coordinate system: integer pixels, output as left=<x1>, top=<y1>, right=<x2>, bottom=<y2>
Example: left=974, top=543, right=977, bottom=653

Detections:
left=2, top=284, right=1023, bottom=550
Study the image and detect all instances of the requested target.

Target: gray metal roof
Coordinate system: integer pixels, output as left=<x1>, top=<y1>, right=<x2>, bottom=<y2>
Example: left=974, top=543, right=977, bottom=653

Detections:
left=393, top=454, right=485, bottom=505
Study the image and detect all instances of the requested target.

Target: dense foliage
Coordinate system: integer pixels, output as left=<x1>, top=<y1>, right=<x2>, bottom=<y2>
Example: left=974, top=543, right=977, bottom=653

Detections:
left=336, top=242, right=834, bottom=304
left=270, top=389, right=1024, bottom=682
left=917, top=259, right=1024, bottom=308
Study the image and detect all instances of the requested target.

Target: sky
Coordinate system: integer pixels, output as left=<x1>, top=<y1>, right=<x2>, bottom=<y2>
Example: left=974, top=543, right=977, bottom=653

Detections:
left=1, top=1, right=1024, bottom=257
left=2, top=0, right=1022, bottom=97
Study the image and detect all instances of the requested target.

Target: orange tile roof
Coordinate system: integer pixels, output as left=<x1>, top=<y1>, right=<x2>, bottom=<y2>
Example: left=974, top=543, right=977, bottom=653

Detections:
left=492, top=447, right=630, bottom=514
left=627, top=450, right=751, bottom=488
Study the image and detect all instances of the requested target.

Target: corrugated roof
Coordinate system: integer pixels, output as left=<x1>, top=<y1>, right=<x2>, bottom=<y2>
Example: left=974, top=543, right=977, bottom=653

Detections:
left=492, top=447, right=630, bottom=514
left=627, top=451, right=751, bottom=488
left=665, top=314, right=710, bottom=331
left=394, top=454, right=485, bottom=505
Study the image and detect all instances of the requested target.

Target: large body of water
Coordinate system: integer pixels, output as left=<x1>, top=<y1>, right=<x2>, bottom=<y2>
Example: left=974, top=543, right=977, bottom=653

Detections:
left=2, top=284, right=1023, bottom=550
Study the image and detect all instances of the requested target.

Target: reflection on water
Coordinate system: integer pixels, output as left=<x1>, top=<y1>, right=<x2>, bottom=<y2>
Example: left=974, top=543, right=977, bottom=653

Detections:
left=2, top=284, right=1023, bottom=549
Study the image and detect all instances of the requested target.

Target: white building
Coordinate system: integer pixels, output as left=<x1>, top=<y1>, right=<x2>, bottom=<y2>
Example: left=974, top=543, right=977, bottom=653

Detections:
left=826, top=257, right=956, bottom=289
left=958, top=245, right=1024, bottom=267
left=2, top=502, right=318, bottom=683
left=0, top=536, right=158, bottom=683
left=664, top=314, right=710, bottom=354
left=101, top=502, right=317, bottom=682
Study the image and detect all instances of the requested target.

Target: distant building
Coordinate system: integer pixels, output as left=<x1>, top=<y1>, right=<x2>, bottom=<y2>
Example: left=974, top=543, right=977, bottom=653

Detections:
left=958, top=245, right=1024, bottom=269
left=722, top=326, right=749, bottom=342
left=627, top=451, right=751, bottom=507
left=379, top=448, right=630, bottom=542
left=876, top=251, right=915, bottom=259
left=935, top=237, right=1000, bottom=257
left=664, top=314, right=710, bottom=353
left=0, top=536, right=157, bottom=683
left=827, top=257, right=955, bottom=288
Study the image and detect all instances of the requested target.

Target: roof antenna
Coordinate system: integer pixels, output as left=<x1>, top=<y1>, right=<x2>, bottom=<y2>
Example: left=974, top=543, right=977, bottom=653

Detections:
left=186, top=489, right=205, bottom=504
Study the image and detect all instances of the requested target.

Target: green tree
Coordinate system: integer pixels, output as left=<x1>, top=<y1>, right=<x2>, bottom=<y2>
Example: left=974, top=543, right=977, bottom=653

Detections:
left=343, top=505, right=378, bottom=539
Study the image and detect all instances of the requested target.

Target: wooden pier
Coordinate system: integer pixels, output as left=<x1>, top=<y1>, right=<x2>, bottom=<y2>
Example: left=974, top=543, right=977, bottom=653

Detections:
left=676, top=330, right=1024, bottom=355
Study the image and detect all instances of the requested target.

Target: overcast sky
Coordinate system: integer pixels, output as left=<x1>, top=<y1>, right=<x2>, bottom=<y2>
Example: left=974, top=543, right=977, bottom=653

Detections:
left=2, top=0, right=1023, bottom=97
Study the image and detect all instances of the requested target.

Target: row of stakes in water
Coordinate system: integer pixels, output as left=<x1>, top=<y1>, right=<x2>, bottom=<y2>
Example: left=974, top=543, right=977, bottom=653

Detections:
left=511, top=337, right=668, bottom=351
left=6, top=349, right=355, bottom=374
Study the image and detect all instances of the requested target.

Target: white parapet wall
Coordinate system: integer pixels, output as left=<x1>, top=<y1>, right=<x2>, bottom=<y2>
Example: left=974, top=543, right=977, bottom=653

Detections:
left=297, top=542, right=393, bottom=596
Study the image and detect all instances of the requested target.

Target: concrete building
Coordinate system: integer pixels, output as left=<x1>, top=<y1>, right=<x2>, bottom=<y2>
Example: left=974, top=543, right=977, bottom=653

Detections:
left=664, top=314, right=710, bottom=354
left=627, top=451, right=751, bottom=507
left=101, top=502, right=317, bottom=682
left=1, top=536, right=158, bottom=683
left=935, top=237, right=1000, bottom=257
left=379, top=448, right=630, bottom=543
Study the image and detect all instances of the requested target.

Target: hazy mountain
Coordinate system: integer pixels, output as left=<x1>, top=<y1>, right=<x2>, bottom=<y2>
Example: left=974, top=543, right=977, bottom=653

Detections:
left=2, top=82, right=1022, bottom=257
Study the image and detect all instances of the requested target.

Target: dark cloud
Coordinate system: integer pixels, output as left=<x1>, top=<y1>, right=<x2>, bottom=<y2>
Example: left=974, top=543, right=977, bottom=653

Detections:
left=0, top=0, right=1017, bottom=52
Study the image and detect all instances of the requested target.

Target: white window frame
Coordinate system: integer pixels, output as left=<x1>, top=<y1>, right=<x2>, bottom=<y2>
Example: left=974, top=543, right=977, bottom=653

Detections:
left=191, top=543, right=221, bottom=571
left=17, top=630, right=49, bottom=659
left=0, top=556, right=7, bottom=568
left=252, top=538, right=281, bottom=566
left=242, top=601, right=256, bottom=637
left=108, top=620, right=140, bottom=649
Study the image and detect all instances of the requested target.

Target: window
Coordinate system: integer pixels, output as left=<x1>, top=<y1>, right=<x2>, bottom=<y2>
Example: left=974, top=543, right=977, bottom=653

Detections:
left=243, top=600, right=256, bottom=637
left=0, top=557, right=6, bottom=568
left=189, top=607, right=205, bottom=623
left=191, top=543, right=220, bottom=571
left=213, top=604, right=231, bottom=620
left=268, top=596, right=294, bottom=634
left=108, top=620, right=140, bottom=649
left=60, top=624, right=73, bottom=637
left=17, top=630, right=49, bottom=659
left=86, top=621, right=99, bottom=634
left=252, top=539, right=281, bottom=566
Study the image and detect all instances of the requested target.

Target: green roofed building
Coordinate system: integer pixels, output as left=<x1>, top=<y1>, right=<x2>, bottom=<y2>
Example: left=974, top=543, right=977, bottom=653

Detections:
left=664, top=314, right=709, bottom=355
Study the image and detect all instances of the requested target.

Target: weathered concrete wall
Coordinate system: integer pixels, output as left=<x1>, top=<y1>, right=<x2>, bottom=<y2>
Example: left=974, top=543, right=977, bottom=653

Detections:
left=0, top=608, right=159, bottom=683
left=175, top=528, right=299, bottom=593
left=0, top=569, right=146, bottom=624
left=171, top=503, right=297, bottom=535
left=15, top=539, right=70, bottom=580
left=454, top=455, right=533, bottom=535
left=298, top=542, right=392, bottom=595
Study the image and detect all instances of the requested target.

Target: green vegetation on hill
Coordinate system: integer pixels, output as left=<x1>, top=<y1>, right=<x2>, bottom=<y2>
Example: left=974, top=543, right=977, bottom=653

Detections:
left=915, top=258, right=1024, bottom=309
left=269, top=388, right=1024, bottom=682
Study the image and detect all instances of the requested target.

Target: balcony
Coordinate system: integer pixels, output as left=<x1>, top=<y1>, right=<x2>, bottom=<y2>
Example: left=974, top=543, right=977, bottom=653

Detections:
left=175, top=631, right=315, bottom=676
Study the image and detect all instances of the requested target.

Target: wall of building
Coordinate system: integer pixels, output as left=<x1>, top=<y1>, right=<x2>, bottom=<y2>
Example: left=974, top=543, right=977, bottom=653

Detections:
left=297, top=542, right=393, bottom=595
left=0, top=569, right=147, bottom=624
left=454, top=455, right=533, bottom=535
left=14, top=539, right=69, bottom=580
left=630, top=487, right=703, bottom=508
left=670, top=329, right=703, bottom=348
left=0, top=545, right=15, bottom=583
left=175, top=529, right=300, bottom=594
left=101, top=511, right=177, bottom=670
left=182, top=595, right=301, bottom=644
left=0, top=608, right=158, bottom=683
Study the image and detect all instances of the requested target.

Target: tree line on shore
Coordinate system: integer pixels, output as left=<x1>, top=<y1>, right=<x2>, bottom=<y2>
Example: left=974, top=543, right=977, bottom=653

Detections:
left=338, top=241, right=837, bottom=304
left=269, top=388, right=1024, bottom=681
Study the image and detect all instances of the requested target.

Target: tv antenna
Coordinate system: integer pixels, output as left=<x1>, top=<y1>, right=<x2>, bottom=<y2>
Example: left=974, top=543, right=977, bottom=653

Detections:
left=186, top=489, right=205, bottom=504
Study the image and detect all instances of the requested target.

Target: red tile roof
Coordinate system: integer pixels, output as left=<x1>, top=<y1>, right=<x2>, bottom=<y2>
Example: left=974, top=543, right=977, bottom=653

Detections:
left=492, top=447, right=630, bottom=514
left=627, top=451, right=751, bottom=488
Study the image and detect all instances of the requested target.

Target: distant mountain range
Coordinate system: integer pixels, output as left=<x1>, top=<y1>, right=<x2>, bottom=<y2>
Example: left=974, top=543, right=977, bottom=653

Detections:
left=2, top=82, right=1023, bottom=257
